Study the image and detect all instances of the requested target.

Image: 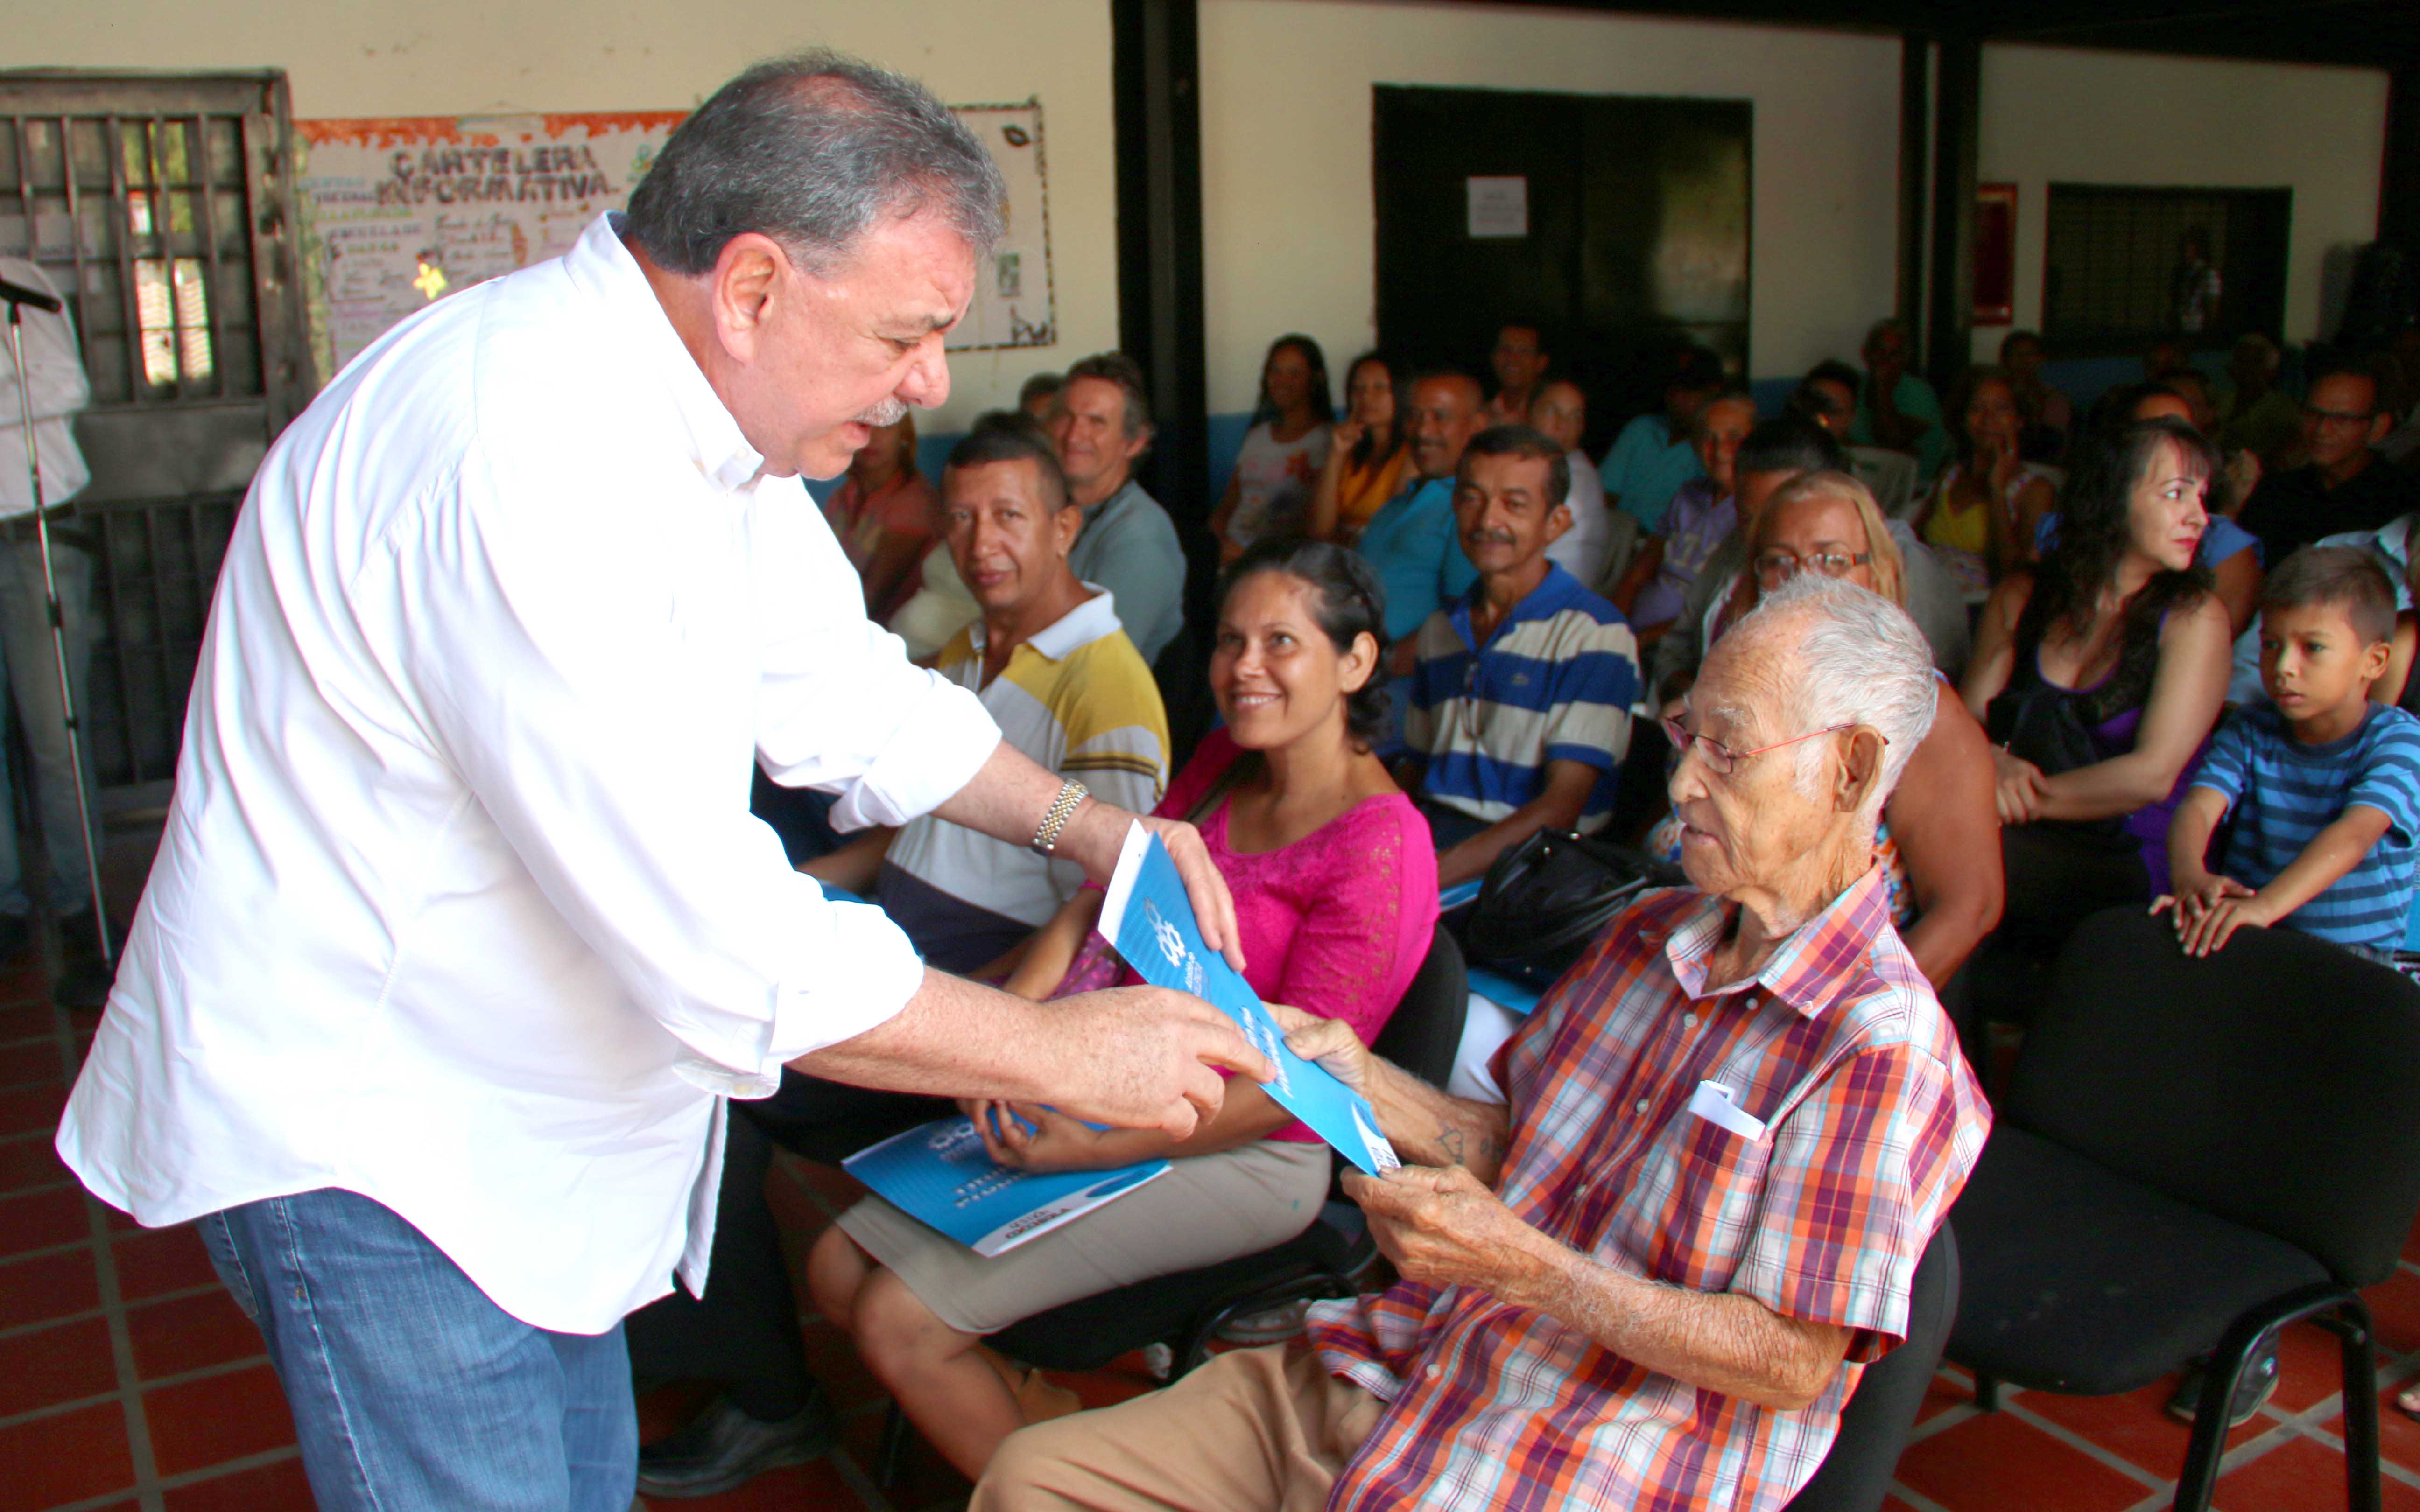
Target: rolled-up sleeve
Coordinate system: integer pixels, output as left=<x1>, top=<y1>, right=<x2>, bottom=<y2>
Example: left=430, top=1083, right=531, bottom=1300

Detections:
left=390, top=451, right=1000, bottom=1095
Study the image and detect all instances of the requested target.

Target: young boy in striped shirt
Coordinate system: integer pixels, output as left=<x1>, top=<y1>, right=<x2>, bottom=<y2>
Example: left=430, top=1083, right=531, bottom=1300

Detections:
left=2159, top=546, right=2420, bottom=959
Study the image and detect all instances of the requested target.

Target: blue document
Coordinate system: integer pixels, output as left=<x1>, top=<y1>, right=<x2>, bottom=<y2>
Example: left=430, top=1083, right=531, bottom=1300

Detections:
left=843, top=1116, right=1171, bottom=1258
left=1098, top=823, right=1402, bottom=1176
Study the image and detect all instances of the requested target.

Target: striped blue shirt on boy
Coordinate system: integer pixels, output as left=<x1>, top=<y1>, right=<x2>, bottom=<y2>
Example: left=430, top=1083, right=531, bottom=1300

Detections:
left=2191, top=701, right=2420, bottom=951
left=1408, top=563, right=1640, bottom=835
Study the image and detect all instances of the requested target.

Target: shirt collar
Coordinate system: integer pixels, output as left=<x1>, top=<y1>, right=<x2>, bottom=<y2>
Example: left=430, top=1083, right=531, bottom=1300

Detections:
left=566, top=214, right=765, bottom=492
left=1082, top=478, right=1140, bottom=531
left=964, top=586, right=1121, bottom=661
left=1654, top=865, right=1894, bottom=1019
left=1449, top=562, right=1583, bottom=646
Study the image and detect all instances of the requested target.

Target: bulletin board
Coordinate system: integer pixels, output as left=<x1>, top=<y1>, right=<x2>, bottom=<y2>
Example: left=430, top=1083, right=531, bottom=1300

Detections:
left=296, top=99, right=1055, bottom=381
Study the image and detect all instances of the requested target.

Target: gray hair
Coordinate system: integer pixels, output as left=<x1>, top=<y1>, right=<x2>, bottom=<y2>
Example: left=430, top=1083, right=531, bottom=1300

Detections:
left=626, top=51, right=1006, bottom=277
left=1731, top=574, right=1938, bottom=812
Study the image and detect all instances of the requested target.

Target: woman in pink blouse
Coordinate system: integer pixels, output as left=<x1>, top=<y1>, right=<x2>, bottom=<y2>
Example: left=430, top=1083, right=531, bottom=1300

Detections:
left=808, top=539, right=1439, bottom=1480
left=822, top=414, right=940, bottom=621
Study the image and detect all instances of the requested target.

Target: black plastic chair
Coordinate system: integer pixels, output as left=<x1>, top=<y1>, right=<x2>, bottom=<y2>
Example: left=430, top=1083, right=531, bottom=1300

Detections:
left=1947, top=907, right=2420, bottom=1512
left=878, top=927, right=1468, bottom=1485
left=1780, top=1222, right=1961, bottom=1512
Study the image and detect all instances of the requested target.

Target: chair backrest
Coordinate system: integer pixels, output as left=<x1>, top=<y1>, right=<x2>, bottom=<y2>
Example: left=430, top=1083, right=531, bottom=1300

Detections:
left=1371, top=926, right=1469, bottom=1092
left=1844, top=445, right=1920, bottom=519
left=2009, top=907, right=2420, bottom=1288
left=1781, top=1222, right=1960, bottom=1512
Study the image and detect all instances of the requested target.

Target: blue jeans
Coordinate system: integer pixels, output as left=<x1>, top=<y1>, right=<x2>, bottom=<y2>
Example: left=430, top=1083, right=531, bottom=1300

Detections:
left=0, top=534, right=99, bottom=917
left=198, top=1187, right=638, bottom=1512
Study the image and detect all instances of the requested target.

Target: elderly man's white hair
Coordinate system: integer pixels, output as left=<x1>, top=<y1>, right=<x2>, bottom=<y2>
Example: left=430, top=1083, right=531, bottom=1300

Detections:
left=1724, top=573, right=1937, bottom=809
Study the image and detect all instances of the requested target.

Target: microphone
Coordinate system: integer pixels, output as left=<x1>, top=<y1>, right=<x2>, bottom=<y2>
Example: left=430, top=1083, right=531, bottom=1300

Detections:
left=0, top=277, right=63, bottom=314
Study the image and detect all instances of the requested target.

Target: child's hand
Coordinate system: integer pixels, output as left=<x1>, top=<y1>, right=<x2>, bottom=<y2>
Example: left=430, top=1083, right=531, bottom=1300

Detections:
left=2174, top=883, right=2273, bottom=958
left=970, top=1100, right=1118, bottom=1174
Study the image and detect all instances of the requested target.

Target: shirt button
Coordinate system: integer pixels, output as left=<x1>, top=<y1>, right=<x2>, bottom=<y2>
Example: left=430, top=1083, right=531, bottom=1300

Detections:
left=1635, top=1099, right=1650, bottom=1116
left=1682, top=1011, right=1698, bottom=1029
left=1426, top=1361, right=1443, bottom=1380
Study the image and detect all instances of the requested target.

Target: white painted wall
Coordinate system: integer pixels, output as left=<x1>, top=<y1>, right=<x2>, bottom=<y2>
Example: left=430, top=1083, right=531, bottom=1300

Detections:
left=1198, top=0, right=1907, bottom=412
left=9, top=0, right=1120, bottom=431
left=1973, top=44, right=2389, bottom=362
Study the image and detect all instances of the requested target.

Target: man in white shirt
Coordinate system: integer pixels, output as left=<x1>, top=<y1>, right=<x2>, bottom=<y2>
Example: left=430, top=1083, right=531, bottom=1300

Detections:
left=1527, top=377, right=1611, bottom=589
left=0, top=258, right=107, bottom=1000
left=55, top=54, right=1265, bottom=1512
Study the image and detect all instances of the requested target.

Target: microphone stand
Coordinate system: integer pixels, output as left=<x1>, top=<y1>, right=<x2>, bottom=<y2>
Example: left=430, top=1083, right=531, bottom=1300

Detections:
left=1, top=277, right=113, bottom=972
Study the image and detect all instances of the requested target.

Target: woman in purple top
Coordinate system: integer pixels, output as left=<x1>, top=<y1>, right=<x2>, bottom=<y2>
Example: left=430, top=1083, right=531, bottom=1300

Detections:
left=808, top=539, right=1439, bottom=1483
left=1961, top=418, right=2233, bottom=950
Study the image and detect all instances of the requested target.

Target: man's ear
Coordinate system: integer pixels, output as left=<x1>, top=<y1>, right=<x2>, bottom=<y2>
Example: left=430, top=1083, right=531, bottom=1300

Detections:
left=709, top=233, right=789, bottom=363
left=2371, top=411, right=2397, bottom=449
left=1543, top=501, right=1573, bottom=545
left=1836, top=727, right=1886, bottom=813
left=1055, top=501, right=1084, bottom=557
left=1121, top=423, right=1154, bottom=464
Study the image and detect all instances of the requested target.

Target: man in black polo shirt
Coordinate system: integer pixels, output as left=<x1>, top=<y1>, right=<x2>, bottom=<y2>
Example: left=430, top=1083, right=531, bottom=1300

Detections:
left=2239, top=361, right=2417, bottom=562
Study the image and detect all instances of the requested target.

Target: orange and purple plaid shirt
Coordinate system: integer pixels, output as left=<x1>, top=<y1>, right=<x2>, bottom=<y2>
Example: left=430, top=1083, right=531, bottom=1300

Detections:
left=1308, top=867, right=1989, bottom=1512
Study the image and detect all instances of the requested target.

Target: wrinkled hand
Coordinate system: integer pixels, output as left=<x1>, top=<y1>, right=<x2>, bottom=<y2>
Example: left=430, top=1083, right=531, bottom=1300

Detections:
left=1044, top=985, right=1273, bottom=1137
left=1991, top=748, right=2049, bottom=825
left=1342, top=1165, right=1557, bottom=1304
left=1270, top=1002, right=1372, bottom=1095
left=970, top=1100, right=1117, bottom=1173
left=1058, top=802, right=1245, bottom=971
left=1330, top=419, right=1367, bottom=458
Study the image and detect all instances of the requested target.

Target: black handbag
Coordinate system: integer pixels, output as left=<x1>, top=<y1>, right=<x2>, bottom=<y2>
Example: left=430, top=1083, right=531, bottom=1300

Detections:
left=1462, top=828, right=1684, bottom=987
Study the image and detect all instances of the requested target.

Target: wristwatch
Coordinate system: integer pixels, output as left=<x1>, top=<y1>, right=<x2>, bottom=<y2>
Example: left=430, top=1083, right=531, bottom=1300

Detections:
left=1031, top=779, right=1090, bottom=855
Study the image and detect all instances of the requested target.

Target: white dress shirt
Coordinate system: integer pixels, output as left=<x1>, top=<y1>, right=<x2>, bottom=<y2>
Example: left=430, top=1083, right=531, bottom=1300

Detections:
left=0, top=258, right=92, bottom=517
left=57, top=214, right=1003, bottom=1334
left=1544, top=448, right=1610, bottom=590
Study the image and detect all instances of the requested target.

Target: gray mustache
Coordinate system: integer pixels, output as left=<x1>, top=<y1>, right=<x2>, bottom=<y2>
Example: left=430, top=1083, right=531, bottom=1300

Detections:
left=858, top=396, right=909, bottom=428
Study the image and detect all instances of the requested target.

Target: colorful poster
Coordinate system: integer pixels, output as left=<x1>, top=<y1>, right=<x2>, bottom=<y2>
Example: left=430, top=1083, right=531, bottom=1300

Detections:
left=296, top=100, right=1055, bottom=382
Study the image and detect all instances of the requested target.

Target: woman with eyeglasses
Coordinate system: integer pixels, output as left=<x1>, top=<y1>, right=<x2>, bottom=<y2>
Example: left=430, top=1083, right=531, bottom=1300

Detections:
left=1960, top=417, right=2233, bottom=952
left=1647, top=472, right=2003, bottom=988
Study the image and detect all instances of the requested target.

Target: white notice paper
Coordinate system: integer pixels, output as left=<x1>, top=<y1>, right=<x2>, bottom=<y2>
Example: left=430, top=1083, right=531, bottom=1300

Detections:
left=1467, top=176, right=1529, bottom=239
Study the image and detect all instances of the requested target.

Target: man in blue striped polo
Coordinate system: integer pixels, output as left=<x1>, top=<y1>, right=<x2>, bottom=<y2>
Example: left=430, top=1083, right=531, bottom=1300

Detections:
left=1401, top=426, right=1641, bottom=890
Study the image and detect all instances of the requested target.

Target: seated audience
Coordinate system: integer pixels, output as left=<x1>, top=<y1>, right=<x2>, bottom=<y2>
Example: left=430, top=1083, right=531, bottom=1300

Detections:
left=1963, top=418, right=2233, bottom=951
left=974, top=574, right=1988, bottom=1512
left=2238, top=361, right=2419, bottom=564
left=1527, top=377, right=1612, bottom=588
left=2218, top=332, right=2300, bottom=468
left=1850, top=317, right=1951, bottom=481
left=1999, top=329, right=2073, bottom=462
left=809, top=540, right=1439, bottom=1482
left=1647, top=472, right=2003, bottom=988
left=1620, top=387, right=1757, bottom=636
left=1400, top=427, right=1639, bottom=887
left=2161, top=546, right=2420, bottom=959
left=1601, top=343, right=1723, bottom=531
left=822, top=413, right=940, bottom=622
left=1052, top=352, right=1189, bottom=665
left=805, top=425, right=1170, bottom=970
left=1655, top=416, right=1970, bottom=698
left=1308, top=351, right=1413, bottom=545
left=1211, top=333, right=1335, bottom=560
left=1483, top=321, right=1551, bottom=427
left=1356, top=371, right=1484, bottom=646
left=1790, top=359, right=1862, bottom=441
left=1915, top=366, right=2057, bottom=595
left=1020, top=370, right=1065, bottom=423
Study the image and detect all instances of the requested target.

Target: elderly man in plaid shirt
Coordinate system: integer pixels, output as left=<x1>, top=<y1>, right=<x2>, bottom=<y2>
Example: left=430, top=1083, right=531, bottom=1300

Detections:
left=974, top=573, right=1991, bottom=1512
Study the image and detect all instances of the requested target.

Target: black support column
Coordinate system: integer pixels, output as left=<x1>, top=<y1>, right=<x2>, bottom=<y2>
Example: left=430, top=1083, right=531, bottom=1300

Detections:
left=1897, top=33, right=1930, bottom=343
left=1925, top=30, right=1981, bottom=393
left=2385, top=61, right=2420, bottom=257
left=1111, top=0, right=1214, bottom=632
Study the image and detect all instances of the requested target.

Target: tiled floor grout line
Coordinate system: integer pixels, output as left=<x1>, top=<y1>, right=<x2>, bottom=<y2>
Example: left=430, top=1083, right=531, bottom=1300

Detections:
left=0, top=1348, right=272, bottom=1433
left=44, top=977, right=168, bottom=1512
left=4, top=1232, right=99, bottom=1264
left=0, top=1280, right=223, bottom=1344
left=1990, top=1392, right=2181, bottom=1491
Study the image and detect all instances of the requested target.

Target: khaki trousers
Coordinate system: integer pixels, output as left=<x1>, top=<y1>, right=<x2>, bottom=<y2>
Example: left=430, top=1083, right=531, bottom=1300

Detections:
left=969, top=1343, right=1385, bottom=1512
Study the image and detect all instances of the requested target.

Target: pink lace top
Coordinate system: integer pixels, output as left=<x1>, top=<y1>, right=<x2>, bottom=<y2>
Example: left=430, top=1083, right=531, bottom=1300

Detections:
left=1059, top=729, right=1440, bottom=1143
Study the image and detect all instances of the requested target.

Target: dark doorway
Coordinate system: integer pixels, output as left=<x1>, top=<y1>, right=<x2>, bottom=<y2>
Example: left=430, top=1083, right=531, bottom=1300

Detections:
left=1372, top=85, right=1751, bottom=454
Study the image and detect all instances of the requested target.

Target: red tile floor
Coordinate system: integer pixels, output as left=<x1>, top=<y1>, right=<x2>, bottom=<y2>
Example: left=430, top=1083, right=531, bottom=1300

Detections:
left=8, top=838, right=2420, bottom=1509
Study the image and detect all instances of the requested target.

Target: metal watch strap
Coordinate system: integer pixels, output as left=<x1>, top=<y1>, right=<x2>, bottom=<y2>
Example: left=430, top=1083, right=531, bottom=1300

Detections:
left=1031, top=779, right=1090, bottom=854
